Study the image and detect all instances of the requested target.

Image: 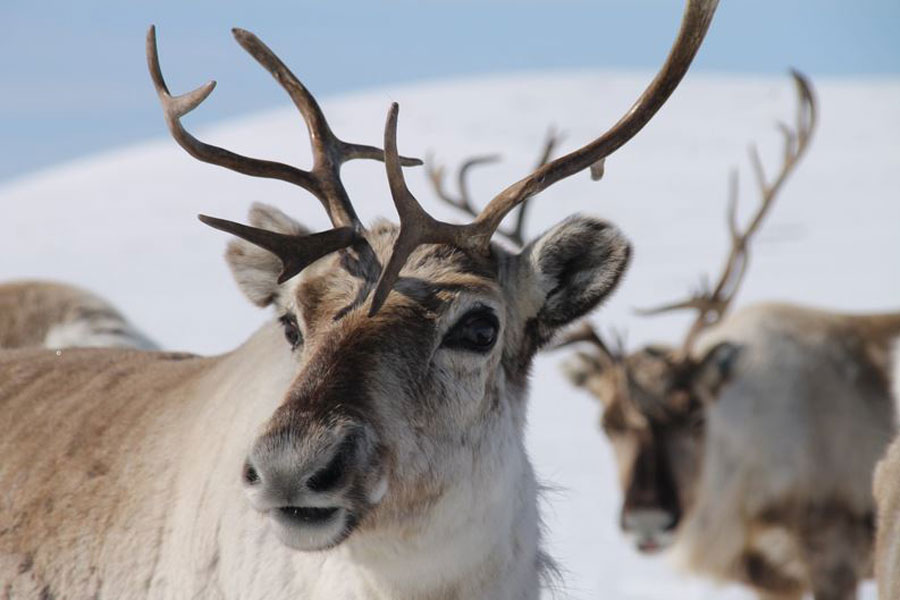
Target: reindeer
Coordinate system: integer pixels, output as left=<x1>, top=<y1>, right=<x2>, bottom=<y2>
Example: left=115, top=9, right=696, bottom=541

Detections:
left=560, top=73, right=900, bottom=600
left=0, top=3, right=717, bottom=598
left=0, top=279, right=157, bottom=350
left=874, top=432, right=900, bottom=600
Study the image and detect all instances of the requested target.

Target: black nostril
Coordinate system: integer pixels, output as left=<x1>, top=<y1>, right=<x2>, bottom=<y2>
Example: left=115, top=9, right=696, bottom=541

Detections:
left=243, top=462, right=260, bottom=485
left=307, top=450, right=345, bottom=493
left=307, top=435, right=356, bottom=493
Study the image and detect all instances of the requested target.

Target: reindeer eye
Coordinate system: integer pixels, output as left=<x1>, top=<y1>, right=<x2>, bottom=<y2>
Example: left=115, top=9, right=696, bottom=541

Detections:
left=279, top=314, right=303, bottom=350
left=442, top=308, right=499, bottom=353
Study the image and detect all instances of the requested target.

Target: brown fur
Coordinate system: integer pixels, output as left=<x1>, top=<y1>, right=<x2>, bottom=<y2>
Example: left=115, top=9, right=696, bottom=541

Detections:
left=0, top=346, right=210, bottom=598
left=0, top=280, right=156, bottom=350
left=0, top=211, right=630, bottom=598
left=874, top=433, right=900, bottom=600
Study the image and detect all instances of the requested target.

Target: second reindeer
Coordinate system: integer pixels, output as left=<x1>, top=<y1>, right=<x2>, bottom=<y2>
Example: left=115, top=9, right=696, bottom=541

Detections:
left=560, top=73, right=900, bottom=600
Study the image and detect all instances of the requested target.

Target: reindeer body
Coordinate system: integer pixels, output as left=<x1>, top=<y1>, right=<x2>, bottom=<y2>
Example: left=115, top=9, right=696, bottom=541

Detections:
left=678, top=302, right=899, bottom=598
left=0, top=4, right=716, bottom=594
left=559, top=70, right=900, bottom=598
left=874, top=409, right=900, bottom=600
left=0, top=226, right=555, bottom=600
left=0, top=280, right=157, bottom=351
left=565, top=302, right=899, bottom=599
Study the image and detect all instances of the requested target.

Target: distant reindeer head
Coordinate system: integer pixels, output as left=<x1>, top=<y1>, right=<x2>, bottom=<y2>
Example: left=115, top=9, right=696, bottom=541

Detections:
left=147, top=0, right=714, bottom=553
left=560, top=72, right=817, bottom=554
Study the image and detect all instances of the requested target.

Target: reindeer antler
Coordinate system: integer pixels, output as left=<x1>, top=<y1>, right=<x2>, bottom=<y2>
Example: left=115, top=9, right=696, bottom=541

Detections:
left=425, top=128, right=563, bottom=247
left=637, top=71, right=817, bottom=353
left=146, top=26, right=420, bottom=283
left=552, top=320, right=620, bottom=356
left=371, top=0, right=719, bottom=314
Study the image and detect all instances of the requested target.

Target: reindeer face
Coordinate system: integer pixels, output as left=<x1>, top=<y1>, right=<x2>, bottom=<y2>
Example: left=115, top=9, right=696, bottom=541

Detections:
left=226, top=204, right=630, bottom=551
left=564, top=341, right=740, bottom=553
left=148, top=6, right=716, bottom=554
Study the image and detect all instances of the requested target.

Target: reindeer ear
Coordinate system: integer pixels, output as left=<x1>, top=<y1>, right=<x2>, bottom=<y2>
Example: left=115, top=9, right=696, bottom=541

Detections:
left=518, top=215, right=631, bottom=344
left=561, top=350, right=607, bottom=387
left=693, top=341, right=742, bottom=399
left=224, top=203, right=309, bottom=307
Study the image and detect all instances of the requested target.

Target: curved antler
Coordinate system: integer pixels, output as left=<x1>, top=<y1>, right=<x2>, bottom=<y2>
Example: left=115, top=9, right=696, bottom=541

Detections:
left=637, top=71, right=818, bottom=354
left=147, top=25, right=423, bottom=285
left=147, top=26, right=420, bottom=229
left=369, top=0, right=719, bottom=314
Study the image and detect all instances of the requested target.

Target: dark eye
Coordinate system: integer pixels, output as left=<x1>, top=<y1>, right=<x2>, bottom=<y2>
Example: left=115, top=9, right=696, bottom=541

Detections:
left=441, top=308, right=499, bottom=353
left=279, top=314, right=303, bottom=350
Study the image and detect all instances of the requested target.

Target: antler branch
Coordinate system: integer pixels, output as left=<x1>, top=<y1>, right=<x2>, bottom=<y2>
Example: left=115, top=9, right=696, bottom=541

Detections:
left=147, top=25, right=421, bottom=229
left=369, top=0, right=719, bottom=313
left=638, top=70, right=817, bottom=353
left=148, top=26, right=425, bottom=286
left=475, top=0, right=719, bottom=239
left=426, top=128, right=563, bottom=247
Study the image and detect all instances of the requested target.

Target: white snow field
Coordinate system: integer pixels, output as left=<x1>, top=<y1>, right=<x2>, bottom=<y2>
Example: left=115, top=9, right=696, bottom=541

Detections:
left=2, top=72, right=898, bottom=598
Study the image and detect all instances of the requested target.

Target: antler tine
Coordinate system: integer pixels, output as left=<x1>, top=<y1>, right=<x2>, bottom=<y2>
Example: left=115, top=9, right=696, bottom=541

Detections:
left=147, top=26, right=421, bottom=229
left=231, top=28, right=421, bottom=227
left=426, top=127, right=563, bottom=247
left=198, top=215, right=356, bottom=283
left=366, top=1, right=717, bottom=314
left=147, top=26, right=320, bottom=201
left=550, top=321, right=611, bottom=353
left=472, top=0, right=719, bottom=246
left=637, top=70, right=818, bottom=355
left=550, top=321, right=621, bottom=370
left=370, top=104, right=475, bottom=316
left=506, top=126, right=564, bottom=246
left=426, top=154, right=501, bottom=217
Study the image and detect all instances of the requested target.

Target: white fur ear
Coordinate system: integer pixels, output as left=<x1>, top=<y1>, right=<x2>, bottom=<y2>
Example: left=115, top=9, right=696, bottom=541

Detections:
left=519, top=215, right=631, bottom=344
left=224, top=203, right=309, bottom=307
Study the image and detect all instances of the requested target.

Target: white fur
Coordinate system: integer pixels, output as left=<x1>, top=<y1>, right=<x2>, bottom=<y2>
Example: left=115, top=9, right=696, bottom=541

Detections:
left=1, top=210, right=629, bottom=599
left=674, top=304, right=897, bottom=582
left=139, top=323, right=542, bottom=599
left=44, top=317, right=158, bottom=351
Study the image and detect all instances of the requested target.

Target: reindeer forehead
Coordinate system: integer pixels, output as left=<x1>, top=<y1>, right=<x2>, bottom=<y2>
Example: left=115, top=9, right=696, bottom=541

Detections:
left=626, top=349, right=679, bottom=394
left=293, top=222, right=501, bottom=325
left=604, top=348, right=687, bottom=424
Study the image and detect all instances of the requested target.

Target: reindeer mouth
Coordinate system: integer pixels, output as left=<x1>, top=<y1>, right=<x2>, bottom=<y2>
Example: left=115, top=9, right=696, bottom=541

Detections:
left=276, top=505, right=340, bottom=526
left=268, top=504, right=355, bottom=551
left=633, top=531, right=675, bottom=554
left=636, top=537, right=665, bottom=554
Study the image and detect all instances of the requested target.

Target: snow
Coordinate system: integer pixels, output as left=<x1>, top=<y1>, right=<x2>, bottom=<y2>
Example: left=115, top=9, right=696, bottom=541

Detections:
left=2, top=71, right=897, bottom=598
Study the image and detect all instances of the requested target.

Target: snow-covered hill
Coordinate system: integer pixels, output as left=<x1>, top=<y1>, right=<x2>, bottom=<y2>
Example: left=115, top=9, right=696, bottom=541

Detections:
left=2, top=72, right=897, bottom=598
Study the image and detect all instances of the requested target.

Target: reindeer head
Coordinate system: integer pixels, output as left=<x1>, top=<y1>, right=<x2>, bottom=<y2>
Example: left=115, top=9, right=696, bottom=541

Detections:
left=559, top=71, right=817, bottom=554
left=563, top=334, right=740, bottom=553
left=147, top=0, right=715, bottom=553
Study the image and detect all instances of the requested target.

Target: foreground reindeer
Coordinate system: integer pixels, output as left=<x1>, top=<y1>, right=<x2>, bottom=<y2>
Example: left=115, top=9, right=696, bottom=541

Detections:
left=0, top=280, right=157, bottom=350
left=0, top=3, right=717, bottom=598
left=874, top=434, right=900, bottom=600
left=561, top=73, right=900, bottom=599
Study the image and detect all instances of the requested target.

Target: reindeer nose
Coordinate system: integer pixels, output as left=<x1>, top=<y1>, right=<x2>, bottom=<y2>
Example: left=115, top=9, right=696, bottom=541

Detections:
left=243, top=424, right=362, bottom=513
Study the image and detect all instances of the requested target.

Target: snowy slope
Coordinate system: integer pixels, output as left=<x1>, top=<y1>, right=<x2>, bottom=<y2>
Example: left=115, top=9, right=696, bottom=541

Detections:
left=2, top=72, right=898, bottom=598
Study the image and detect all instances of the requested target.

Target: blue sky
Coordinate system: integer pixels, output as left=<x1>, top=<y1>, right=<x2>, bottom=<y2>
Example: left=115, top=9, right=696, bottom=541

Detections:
left=1, top=0, right=898, bottom=184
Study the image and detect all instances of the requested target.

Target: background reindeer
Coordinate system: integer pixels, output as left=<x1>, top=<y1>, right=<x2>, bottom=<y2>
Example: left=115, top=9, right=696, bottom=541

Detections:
left=874, top=433, right=900, bottom=600
left=560, top=72, right=900, bottom=600
left=0, top=280, right=157, bottom=350
left=0, top=3, right=717, bottom=598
